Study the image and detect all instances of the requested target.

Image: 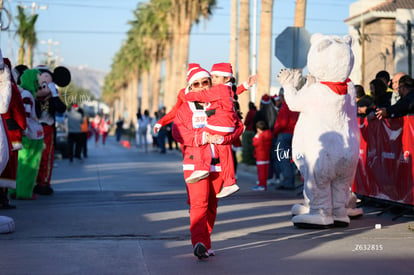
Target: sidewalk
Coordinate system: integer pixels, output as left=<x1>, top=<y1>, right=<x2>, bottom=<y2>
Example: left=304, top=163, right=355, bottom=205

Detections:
left=0, top=137, right=413, bottom=275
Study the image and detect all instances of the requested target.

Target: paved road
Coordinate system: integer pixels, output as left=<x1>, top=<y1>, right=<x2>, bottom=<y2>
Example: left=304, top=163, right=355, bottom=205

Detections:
left=1, top=137, right=413, bottom=275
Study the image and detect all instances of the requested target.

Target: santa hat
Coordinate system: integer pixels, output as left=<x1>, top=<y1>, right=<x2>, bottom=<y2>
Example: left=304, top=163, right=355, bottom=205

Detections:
left=187, top=67, right=210, bottom=86
left=261, top=94, right=272, bottom=104
left=272, top=94, right=280, bottom=101
left=187, top=63, right=200, bottom=77
left=210, top=63, right=233, bottom=78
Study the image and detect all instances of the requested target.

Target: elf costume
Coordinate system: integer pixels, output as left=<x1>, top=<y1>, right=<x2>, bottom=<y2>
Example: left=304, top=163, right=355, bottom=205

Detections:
left=11, top=69, right=44, bottom=199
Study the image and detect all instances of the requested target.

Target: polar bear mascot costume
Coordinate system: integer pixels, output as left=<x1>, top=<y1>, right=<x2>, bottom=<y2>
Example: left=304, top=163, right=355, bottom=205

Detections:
left=277, top=33, right=360, bottom=229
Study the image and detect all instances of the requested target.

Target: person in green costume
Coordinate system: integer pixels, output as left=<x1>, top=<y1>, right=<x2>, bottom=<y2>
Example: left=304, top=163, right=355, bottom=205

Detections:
left=10, top=69, right=44, bottom=199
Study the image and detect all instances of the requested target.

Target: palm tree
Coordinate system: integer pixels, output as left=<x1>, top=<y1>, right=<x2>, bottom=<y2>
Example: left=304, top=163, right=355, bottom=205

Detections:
left=15, top=6, right=38, bottom=67
left=103, top=0, right=218, bottom=117
left=256, top=0, right=274, bottom=102
left=164, top=0, right=216, bottom=111
left=238, top=0, right=251, bottom=116
left=25, top=13, right=39, bottom=68
left=15, top=6, right=29, bottom=65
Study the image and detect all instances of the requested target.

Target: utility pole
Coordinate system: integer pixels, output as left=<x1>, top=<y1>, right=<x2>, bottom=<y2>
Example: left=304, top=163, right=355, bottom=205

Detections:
left=19, top=2, right=48, bottom=15
left=40, top=39, right=59, bottom=67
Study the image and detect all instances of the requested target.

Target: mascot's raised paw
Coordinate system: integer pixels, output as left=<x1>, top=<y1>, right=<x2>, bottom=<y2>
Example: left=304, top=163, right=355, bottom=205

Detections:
left=277, top=68, right=294, bottom=86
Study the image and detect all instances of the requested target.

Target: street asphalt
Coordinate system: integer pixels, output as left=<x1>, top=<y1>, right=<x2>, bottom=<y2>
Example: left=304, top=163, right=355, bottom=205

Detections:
left=0, top=136, right=413, bottom=275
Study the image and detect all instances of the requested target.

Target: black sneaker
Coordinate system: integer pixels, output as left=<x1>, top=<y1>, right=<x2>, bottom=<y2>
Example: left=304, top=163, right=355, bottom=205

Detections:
left=193, top=243, right=208, bottom=260
left=33, top=184, right=54, bottom=195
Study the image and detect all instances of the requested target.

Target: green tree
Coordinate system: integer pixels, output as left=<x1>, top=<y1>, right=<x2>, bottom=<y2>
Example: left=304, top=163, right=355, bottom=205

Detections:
left=15, top=6, right=38, bottom=66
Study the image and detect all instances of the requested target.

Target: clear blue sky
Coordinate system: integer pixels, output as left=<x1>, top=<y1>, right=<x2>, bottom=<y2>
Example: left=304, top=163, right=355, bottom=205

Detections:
left=0, top=0, right=356, bottom=85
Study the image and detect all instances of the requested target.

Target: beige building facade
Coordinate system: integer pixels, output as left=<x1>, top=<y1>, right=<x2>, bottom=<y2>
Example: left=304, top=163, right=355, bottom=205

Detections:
left=345, top=0, right=414, bottom=89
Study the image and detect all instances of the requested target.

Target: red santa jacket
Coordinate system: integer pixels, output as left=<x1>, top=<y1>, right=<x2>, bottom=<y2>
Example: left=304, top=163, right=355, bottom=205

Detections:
left=273, top=102, right=299, bottom=137
left=253, top=129, right=273, bottom=161
left=157, top=88, right=186, bottom=127
left=3, top=84, right=26, bottom=150
left=157, top=82, right=248, bottom=129
left=172, top=101, right=243, bottom=171
left=3, top=59, right=26, bottom=150
left=184, top=83, right=238, bottom=134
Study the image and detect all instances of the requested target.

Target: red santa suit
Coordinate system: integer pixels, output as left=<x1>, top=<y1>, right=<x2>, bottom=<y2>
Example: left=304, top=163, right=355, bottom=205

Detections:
left=184, top=83, right=239, bottom=187
left=154, top=80, right=247, bottom=130
left=0, top=59, right=27, bottom=194
left=253, top=129, right=273, bottom=189
left=172, top=100, right=243, bottom=254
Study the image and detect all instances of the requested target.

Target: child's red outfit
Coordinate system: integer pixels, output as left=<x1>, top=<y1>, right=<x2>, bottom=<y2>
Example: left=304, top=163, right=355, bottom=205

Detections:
left=253, top=129, right=273, bottom=189
left=184, top=83, right=238, bottom=188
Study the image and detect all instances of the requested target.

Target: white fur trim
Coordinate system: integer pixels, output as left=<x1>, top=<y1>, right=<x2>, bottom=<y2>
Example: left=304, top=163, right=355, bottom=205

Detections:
left=256, top=160, right=269, bottom=165
left=183, top=164, right=195, bottom=170
left=184, top=163, right=221, bottom=172
left=0, top=67, right=12, bottom=113
left=202, top=131, right=207, bottom=145
left=0, top=178, right=15, bottom=188
left=188, top=71, right=210, bottom=85
left=206, top=124, right=234, bottom=133
left=210, top=71, right=232, bottom=78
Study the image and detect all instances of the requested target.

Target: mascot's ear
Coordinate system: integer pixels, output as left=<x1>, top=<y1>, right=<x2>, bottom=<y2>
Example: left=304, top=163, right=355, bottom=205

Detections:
left=310, top=33, right=324, bottom=45
left=13, top=64, right=29, bottom=85
left=53, top=66, right=71, bottom=87
left=343, top=35, right=353, bottom=47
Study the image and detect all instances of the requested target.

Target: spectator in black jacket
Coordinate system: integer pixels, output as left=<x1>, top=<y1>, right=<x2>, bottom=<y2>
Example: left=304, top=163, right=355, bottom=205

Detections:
left=376, top=75, right=414, bottom=119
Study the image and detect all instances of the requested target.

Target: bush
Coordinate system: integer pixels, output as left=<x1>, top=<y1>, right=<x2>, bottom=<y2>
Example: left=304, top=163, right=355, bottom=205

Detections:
left=241, top=130, right=256, bottom=165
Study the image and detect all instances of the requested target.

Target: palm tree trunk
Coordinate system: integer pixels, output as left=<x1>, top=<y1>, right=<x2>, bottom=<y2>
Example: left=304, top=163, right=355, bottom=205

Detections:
left=163, top=43, right=173, bottom=111
left=151, top=59, right=162, bottom=113
left=141, top=70, right=150, bottom=113
left=238, top=0, right=251, bottom=116
left=256, top=0, right=274, bottom=103
left=294, top=0, right=306, bottom=27
left=26, top=43, right=33, bottom=68
left=18, top=37, right=25, bottom=65
left=131, top=75, right=139, bottom=127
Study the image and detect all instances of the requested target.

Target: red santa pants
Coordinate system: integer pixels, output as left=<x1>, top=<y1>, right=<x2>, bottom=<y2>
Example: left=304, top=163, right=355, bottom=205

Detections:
left=257, top=161, right=270, bottom=189
left=192, top=144, right=235, bottom=188
left=185, top=170, right=222, bottom=250
left=36, top=124, right=55, bottom=186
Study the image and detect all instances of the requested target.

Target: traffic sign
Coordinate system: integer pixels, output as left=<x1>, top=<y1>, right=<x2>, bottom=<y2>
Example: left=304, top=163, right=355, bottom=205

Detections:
left=275, top=27, right=311, bottom=69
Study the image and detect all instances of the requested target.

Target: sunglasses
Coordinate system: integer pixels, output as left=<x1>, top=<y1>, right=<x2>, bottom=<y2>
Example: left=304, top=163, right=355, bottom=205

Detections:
left=191, top=79, right=210, bottom=88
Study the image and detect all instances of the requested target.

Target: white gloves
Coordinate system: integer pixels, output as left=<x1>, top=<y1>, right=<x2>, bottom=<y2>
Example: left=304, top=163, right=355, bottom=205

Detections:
left=48, top=82, right=59, bottom=97
left=153, top=123, right=161, bottom=134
